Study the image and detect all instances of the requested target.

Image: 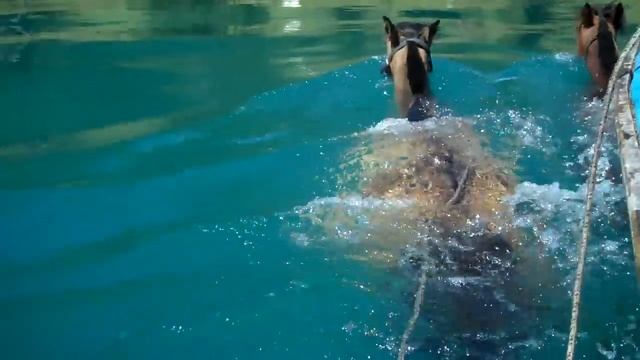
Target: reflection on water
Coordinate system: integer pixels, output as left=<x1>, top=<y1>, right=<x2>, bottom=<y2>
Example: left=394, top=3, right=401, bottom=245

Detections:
left=0, top=1, right=637, bottom=150
left=2, top=1, right=640, bottom=359
left=1, top=0, right=639, bottom=122
left=1, top=0, right=638, bottom=184
left=2, top=1, right=639, bottom=62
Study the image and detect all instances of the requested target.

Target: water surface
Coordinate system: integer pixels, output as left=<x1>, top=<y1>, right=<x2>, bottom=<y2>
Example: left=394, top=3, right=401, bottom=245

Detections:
left=1, top=1, right=640, bottom=359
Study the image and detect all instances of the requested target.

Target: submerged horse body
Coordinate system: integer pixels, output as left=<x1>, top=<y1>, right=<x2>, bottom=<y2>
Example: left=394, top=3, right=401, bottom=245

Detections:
left=373, top=17, right=520, bottom=263
left=330, top=17, right=542, bottom=354
left=372, top=17, right=553, bottom=355
left=301, top=18, right=522, bottom=272
left=294, top=15, right=557, bottom=356
left=577, top=2, right=624, bottom=93
left=356, top=117, right=519, bottom=273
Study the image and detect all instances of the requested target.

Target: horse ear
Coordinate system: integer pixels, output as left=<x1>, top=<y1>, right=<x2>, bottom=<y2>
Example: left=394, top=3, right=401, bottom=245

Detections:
left=612, top=3, right=624, bottom=31
left=383, top=16, right=400, bottom=47
left=426, top=20, right=440, bottom=42
left=383, top=16, right=393, bottom=34
left=382, top=16, right=397, bottom=35
left=581, top=3, right=595, bottom=28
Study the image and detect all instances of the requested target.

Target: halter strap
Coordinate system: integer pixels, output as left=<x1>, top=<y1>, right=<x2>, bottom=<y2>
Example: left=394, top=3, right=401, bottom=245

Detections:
left=381, top=38, right=433, bottom=76
left=585, top=35, right=599, bottom=57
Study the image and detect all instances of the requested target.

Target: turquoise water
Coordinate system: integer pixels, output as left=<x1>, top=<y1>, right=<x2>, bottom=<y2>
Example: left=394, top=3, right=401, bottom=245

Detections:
left=2, top=1, right=640, bottom=359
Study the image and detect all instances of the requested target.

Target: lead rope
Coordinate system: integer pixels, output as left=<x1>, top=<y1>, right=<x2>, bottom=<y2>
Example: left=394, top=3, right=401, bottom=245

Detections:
left=564, top=87, right=608, bottom=360
left=397, top=265, right=428, bottom=360
left=565, top=27, right=640, bottom=360
left=397, top=166, right=470, bottom=360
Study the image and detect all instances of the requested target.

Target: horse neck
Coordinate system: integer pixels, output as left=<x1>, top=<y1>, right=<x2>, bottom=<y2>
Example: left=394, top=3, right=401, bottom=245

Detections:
left=389, top=44, right=434, bottom=116
left=595, top=20, right=618, bottom=77
left=391, top=72, right=433, bottom=117
left=582, top=19, right=618, bottom=88
left=405, top=42, right=432, bottom=98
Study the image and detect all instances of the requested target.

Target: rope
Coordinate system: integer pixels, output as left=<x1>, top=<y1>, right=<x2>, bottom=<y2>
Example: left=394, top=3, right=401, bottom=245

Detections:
left=397, top=166, right=471, bottom=360
left=565, top=27, right=640, bottom=360
left=564, top=86, right=609, bottom=360
left=397, top=265, right=428, bottom=360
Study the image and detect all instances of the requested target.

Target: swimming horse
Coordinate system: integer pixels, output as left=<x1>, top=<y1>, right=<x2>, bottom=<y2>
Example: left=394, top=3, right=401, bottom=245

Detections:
left=577, top=2, right=624, bottom=93
left=369, top=17, right=550, bottom=356
left=296, top=16, right=552, bottom=356
left=373, top=16, right=519, bottom=256
left=382, top=16, right=439, bottom=122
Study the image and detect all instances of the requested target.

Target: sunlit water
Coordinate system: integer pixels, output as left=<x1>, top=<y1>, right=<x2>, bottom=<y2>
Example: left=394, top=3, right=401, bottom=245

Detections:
left=1, top=1, right=640, bottom=359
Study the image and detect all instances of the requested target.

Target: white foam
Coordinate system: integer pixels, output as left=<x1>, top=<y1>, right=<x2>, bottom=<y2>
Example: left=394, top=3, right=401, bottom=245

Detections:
left=295, top=195, right=414, bottom=216
left=507, top=182, right=582, bottom=208
left=493, top=76, right=519, bottom=84
left=553, top=52, right=576, bottom=63
left=508, top=110, right=553, bottom=151
left=291, top=194, right=417, bottom=245
left=446, top=276, right=487, bottom=287
left=365, top=117, right=433, bottom=136
left=510, top=185, right=580, bottom=249
left=363, top=115, right=469, bottom=137
left=596, top=342, right=617, bottom=360
left=476, top=109, right=553, bottom=153
left=506, top=180, right=624, bottom=252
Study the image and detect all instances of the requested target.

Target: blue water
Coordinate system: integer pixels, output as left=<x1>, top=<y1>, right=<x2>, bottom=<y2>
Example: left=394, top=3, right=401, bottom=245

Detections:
left=2, top=1, right=640, bottom=359
left=2, top=52, right=639, bottom=358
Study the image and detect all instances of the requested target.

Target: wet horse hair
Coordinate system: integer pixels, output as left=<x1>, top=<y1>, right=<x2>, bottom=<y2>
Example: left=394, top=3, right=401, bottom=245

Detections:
left=578, top=2, right=625, bottom=92
left=596, top=13, right=618, bottom=78
left=407, top=40, right=427, bottom=96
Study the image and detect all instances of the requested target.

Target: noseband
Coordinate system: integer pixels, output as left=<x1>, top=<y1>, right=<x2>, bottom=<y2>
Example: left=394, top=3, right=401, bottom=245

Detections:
left=381, top=37, right=433, bottom=77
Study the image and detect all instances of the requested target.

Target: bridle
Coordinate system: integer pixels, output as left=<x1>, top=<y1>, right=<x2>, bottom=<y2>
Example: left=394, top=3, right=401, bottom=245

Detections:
left=381, top=37, right=433, bottom=77
left=580, top=15, right=617, bottom=58
left=585, top=35, right=599, bottom=57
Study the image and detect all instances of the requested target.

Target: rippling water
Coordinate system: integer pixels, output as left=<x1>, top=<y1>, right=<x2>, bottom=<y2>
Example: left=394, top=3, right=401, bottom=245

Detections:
left=1, top=1, right=640, bottom=359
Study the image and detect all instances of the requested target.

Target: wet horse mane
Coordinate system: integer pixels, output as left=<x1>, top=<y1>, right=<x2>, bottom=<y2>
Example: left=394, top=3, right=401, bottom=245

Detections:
left=579, top=2, right=625, bottom=90
left=406, top=40, right=428, bottom=95
left=383, top=16, right=439, bottom=121
left=397, top=22, right=432, bottom=96
left=596, top=13, right=618, bottom=77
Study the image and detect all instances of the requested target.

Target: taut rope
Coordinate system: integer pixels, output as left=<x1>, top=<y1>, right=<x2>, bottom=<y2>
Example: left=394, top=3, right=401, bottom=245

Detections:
left=565, top=27, right=640, bottom=360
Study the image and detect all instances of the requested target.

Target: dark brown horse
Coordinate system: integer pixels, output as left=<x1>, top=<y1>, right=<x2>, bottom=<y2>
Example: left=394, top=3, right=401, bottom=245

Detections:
left=577, top=2, right=624, bottom=93
left=383, top=16, right=439, bottom=122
